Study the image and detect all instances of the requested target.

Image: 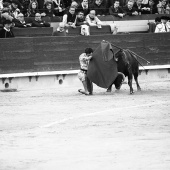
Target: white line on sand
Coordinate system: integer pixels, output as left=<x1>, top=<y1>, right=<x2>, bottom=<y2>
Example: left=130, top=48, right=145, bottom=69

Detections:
left=40, top=101, right=170, bottom=128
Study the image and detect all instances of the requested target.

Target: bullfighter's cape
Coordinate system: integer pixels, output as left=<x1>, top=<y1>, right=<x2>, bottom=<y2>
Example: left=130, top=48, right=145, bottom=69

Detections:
left=87, top=41, right=118, bottom=88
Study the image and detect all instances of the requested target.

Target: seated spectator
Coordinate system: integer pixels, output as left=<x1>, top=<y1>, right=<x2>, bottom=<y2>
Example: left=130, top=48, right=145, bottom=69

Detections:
left=11, top=0, right=21, bottom=18
left=76, top=11, right=90, bottom=35
left=155, top=17, right=161, bottom=25
left=13, top=13, right=32, bottom=27
left=109, top=0, right=125, bottom=18
left=85, top=9, right=103, bottom=27
left=123, top=1, right=138, bottom=16
left=32, top=12, right=50, bottom=27
left=77, top=0, right=90, bottom=16
left=133, top=0, right=151, bottom=14
left=41, top=2, right=55, bottom=17
left=1, top=2, right=14, bottom=21
left=64, top=1, right=78, bottom=14
left=0, top=19, right=15, bottom=38
left=148, top=0, right=158, bottom=14
left=76, top=11, right=88, bottom=26
left=27, top=1, right=40, bottom=17
left=90, top=0, right=108, bottom=16
left=155, top=15, right=170, bottom=33
left=62, top=6, right=76, bottom=28
left=157, top=0, right=170, bottom=14
left=52, top=0, right=65, bottom=16
left=21, top=0, right=30, bottom=16
left=53, top=22, right=67, bottom=36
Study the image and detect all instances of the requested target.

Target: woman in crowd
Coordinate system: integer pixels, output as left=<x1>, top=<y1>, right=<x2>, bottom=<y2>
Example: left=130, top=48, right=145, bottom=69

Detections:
left=27, top=1, right=39, bottom=17
left=42, top=2, right=55, bottom=17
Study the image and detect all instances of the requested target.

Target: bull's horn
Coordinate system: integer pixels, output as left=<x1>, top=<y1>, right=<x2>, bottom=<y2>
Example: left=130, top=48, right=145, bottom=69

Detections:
left=118, top=72, right=125, bottom=82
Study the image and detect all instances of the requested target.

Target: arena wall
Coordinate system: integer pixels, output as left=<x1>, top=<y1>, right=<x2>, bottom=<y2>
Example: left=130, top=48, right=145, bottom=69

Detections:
left=0, top=33, right=170, bottom=74
left=0, top=33, right=170, bottom=91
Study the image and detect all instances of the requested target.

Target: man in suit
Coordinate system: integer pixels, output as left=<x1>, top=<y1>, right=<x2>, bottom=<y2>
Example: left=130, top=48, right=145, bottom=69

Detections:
left=123, top=1, right=138, bottom=16
left=77, top=0, right=90, bottom=16
left=155, top=15, right=170, bottom=33
left=13, top=13, right=32, bottom=27
left=0, top=19, right=15, bottom=38
left=109, top=0, right=125, bottom=18
left=62, top=6, right=77, bottom=28
left=32, top=13, right=50, bottom=27
left=133, top=0, right=151, bottom=14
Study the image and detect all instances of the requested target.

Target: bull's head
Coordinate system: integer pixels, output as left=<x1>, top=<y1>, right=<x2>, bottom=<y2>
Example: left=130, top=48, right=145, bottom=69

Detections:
left=114, top=72, right=125, bottom=89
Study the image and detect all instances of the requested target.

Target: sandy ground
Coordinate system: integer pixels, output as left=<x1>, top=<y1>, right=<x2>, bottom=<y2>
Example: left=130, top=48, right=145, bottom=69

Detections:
left=0, top=80, right=170, bottom=170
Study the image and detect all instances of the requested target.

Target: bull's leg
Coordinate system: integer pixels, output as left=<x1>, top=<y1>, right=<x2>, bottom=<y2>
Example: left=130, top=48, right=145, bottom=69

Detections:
left=134, top=73, right=141, bottom=91
left=128, top=74, right=134, bottom=94
left=106, top=84, right=112, bottom=92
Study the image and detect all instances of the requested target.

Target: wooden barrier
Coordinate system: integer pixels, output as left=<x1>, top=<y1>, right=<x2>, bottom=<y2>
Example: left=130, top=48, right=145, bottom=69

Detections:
left=0, top=33, right=170, bottom=74
left=114, top=20, right=149, bottom=33
left=90, top=25, right=111, bottom=35
left=67, top=27, right=81, bottom=36
left=12, top=27, right=53, bottom=37
left=67, top=25, right=111, bottom=36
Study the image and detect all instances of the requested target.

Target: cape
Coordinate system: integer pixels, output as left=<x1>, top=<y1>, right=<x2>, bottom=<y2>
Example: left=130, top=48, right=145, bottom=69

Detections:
left=87, top=41, right=118, bottom=88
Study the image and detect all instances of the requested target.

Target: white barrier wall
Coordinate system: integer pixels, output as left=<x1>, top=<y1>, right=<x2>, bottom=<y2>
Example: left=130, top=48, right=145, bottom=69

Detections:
left=0, top=65, right=170, bottom=91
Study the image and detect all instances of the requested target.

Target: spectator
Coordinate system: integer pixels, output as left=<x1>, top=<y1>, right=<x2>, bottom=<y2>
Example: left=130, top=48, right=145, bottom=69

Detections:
left=148, top=0, right=158, bottom=14
left=52, top=0, right=65, bottom=16
left=77, top=0, right=90, bottom=16
left=65, top=1, right=78, bottom=14
left=155, top=16, right=161, bottom=25
left=13, top=12, right=32, bottom=27
left=148, top=17, right=161, bottom=32
left=21, top=0, right=30, bottom=16
left=53, top=22, right=67, bottom=36
left=62, top=6, right=76, bottom=28
left=32, top=12, right=50, bottom=26
left=1, top=2, right=14, bottom=21
left=41, top=2, right=55, bottom=17
left=109, top=0, right=125, bottom=18
left=76, top=11, right=88, bottom=26
left=11, top=0, right=21, bottom=18
left=0, top=19, right=14, bottom=38
left=133, top=0, right=150, bottom=14
left=155, top=15, right=170, bottom=33
left=123, top=1, right=138, bottom=16
left=86, top=9, right=103, bottom=27
left=27, top=1, right=39, bottom=17
left=157, top=0, right=170, bottom=14
left=76, top=11, right=90, bottom=35
left=90, top=0, right=108, bottom=16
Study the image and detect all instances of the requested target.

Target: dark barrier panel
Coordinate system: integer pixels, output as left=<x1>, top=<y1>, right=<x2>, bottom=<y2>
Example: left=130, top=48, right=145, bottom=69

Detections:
left=13, top=27, right=53, bottom=37
left=0, top=33, right=170, bottom=74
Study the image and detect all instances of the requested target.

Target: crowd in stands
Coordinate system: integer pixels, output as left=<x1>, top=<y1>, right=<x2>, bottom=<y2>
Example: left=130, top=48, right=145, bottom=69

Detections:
left=0, top=0, right=170, bottom=37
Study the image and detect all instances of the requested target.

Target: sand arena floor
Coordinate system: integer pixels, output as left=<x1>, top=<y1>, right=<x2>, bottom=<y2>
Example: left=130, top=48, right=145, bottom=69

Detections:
left=0, top=80, right=170, bottom=170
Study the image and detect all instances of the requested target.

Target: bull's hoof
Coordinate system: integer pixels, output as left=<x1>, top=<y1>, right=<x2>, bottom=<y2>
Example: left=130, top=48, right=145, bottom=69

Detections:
left=130, top=91, right=134, bottom=94
left=137, top=87, right=141, bottom=91
left=106, top=89, right=111, bottom=92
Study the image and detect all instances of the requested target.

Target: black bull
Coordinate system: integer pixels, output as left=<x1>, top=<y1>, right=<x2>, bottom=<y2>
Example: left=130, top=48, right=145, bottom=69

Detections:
left=107, top=49, right=141, bottom=94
